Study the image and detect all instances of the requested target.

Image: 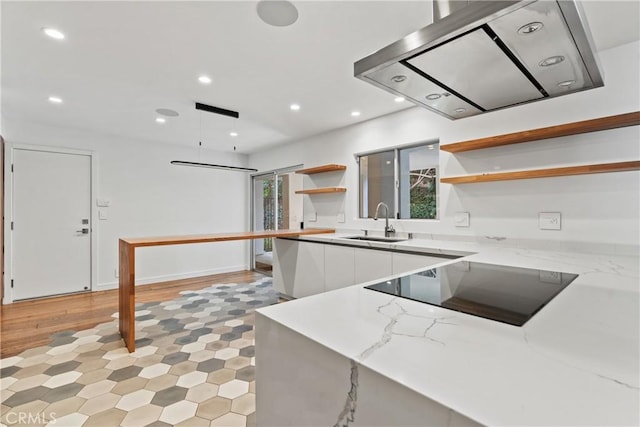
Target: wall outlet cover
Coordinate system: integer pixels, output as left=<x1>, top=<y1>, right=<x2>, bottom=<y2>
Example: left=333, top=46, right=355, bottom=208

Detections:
left=99, top=210, right=108, bottom=220
left=306, top=211, right=317, bottom=222
left=96, top=198, right=111, bottom=207
left=454, top=212, right=470, bottom=227
left=337, top=212, right=345, bottom=223
left=539, top=212, right=561, bottom=230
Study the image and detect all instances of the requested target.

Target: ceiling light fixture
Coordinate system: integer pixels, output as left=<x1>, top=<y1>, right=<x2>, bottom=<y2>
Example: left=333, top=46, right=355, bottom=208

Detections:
left=257, top=0, right=299, bottom=27
left=155, top=117, right=166, bottom=123
left=198, top=75, right=212, bottom=85
left=290, top=104, right=301, bottom=111
left=43, top=28, right=65, bottom=40
left=539, top=55, right=565, bottom=67
left=558, top=80, right=575, bottom=88
left=155, top=108, right=179, bottom=117
left=351, top=111, right=361, bottom=117
left=171, top=161, right=257, bottom=172
left=454, top=108, right=467, bottom=114
left=426, top=93, right=441, bottom=101
left=171, top=102, right=253, bottom=172
left=230, top=132, right=238, bottom=137
left=517, top=22, right=543, bottom=35
left=391, top=75, right=407, bottom=83
left=394, top=97, right=405, bottom=103
left=48, top=96, right=63, bottom=104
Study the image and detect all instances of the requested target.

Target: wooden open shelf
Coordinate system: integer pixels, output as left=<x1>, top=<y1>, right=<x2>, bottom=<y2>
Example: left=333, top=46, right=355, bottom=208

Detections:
left=296, top=164, right=347, bottom=175
left=295, top=187, right=347, bottom=195
left=441, top=111, right=640, bottom=153
left=441, top=161, right=640, bottom=184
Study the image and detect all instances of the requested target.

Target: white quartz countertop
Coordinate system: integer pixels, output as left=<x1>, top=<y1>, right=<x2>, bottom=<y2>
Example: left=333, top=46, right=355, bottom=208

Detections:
left=258, top=234, right=640, bottom=426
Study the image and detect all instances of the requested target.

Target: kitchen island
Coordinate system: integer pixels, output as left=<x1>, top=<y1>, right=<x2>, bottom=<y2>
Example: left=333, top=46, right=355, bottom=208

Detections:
left=256, top=234, right=639, bottom=426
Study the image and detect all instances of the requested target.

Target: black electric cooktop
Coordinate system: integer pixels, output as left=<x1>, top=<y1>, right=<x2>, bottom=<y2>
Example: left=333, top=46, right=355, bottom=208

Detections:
left=365, top=261, right=578, bottom=326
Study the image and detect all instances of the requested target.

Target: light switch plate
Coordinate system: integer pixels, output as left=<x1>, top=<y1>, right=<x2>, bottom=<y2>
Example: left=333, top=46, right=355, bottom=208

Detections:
left=337, top=212, right=345, bottom=223
left=99, top=210, right=108, bottom=220
left=454, top=212, right=470, bottom=227
left=307, top=211, right=317, bottom=222
left=96, top=198, right=111, bottom=207
left=539, top=212, right=561, bottom=230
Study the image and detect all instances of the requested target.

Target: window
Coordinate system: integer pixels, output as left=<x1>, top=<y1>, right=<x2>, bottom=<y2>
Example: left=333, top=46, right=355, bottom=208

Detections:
left=358, top=142, right=439, bottom=220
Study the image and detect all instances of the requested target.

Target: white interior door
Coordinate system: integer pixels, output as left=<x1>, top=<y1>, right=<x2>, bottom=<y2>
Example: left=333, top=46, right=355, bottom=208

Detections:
left=12, top=148, right=92, bottom=300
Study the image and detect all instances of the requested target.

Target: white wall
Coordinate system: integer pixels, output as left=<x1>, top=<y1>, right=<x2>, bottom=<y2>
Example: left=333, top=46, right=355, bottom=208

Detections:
left=249, top=41, right=640, bottom=249
left=2, top=119, right=250, bottom=302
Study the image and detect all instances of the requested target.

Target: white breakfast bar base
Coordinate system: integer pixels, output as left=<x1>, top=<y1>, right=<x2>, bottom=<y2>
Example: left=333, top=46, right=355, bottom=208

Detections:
left=255, top=311, right=480, bottom=427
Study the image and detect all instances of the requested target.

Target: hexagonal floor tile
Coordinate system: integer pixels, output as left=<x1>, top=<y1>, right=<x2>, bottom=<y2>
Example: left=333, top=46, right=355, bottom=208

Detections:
left=218, top=379, right=249, bottom=399
left=185, top=382, right=219, bottom=404
left=115, top=389, right=154, bottom=411
left=176, top=371, right=207, bottom=388
left=159, top=400, right=197, bottom=425
left=150, top=385, right=188, bottom=407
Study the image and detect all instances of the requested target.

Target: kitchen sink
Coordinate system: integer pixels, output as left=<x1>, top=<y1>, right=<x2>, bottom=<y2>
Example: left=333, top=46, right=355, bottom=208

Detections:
left=345, top=236, right=407, bottom=243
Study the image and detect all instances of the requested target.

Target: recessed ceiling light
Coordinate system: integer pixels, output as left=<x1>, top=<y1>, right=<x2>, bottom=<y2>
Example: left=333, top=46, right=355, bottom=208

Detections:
left=517, top=22, right=543, bottom=35
left=391, top=75, right=407, bottom=83
left=426, top=93, right=441, bottom=101
left=155, top=108, right=179, bottom=117
left=155, top=117, right=166, bottom=123
left=198, top=75, right=212, bottom=85
left=539, top=55, right=565, bottom=67
left=351, top=111, right=361, bottom=117
left=230, top=132, right=238, bottom=137
left=43, top=28, right=65, bottom=40
left=257, top=1, right=299, bottom=27
left=454, top=108, right=467, bottom=114
left=290, top=104, right=301, bottom=111
left=394, top=97, right=405, bottom=103
left=558, top=80, right=575, bottom=88
left=48, top=96, right=63, bottom=104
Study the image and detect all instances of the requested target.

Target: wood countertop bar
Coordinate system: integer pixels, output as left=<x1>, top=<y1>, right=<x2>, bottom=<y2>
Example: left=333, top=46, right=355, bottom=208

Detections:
left=119, top=228, right=334, bottom=352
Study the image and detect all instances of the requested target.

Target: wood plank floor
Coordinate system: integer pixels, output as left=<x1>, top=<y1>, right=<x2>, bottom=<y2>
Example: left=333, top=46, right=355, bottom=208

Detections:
left=0, top=270, right=265, bottom=358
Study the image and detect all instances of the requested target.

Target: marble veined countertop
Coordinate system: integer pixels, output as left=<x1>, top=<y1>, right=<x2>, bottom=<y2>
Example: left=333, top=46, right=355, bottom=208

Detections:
left=258, top=233, right=640, bottom=426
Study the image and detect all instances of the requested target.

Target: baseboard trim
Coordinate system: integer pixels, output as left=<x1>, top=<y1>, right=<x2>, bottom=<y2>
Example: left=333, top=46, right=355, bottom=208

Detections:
left=97, top=265, right=250, bottom=290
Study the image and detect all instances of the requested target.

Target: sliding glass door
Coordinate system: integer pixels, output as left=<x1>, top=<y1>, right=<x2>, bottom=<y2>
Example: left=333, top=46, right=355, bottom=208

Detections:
left=251, top=170, right=303, bottom=275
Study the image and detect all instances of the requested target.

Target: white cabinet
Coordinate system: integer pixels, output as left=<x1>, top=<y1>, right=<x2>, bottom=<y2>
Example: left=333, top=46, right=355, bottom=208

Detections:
left=273, top=239, right=325, bottom=298
left=354, top=248, right=392, bottom=284
left=392, top=252, right=445, bottom=275
left=324, top=245, right=355, bottom=292
left=274, top=238, right=455, bottom=298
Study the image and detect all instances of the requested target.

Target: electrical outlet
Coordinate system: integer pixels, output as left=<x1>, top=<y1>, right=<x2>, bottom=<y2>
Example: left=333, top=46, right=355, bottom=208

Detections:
left=114, top=268, right=119, bottom=278
left=306, top=211, right=317, bottom=222
left=337, top=212, right=345, bottom=223
left=539, top=212, right=561, bottom=230
left=454, top=212, right=470, bottom=227
left=539, top=270, right=562, bottom=284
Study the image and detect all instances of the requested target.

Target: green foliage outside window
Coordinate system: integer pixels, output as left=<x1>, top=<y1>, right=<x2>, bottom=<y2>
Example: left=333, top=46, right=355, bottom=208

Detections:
left=409, top=168, right=437, bottom=219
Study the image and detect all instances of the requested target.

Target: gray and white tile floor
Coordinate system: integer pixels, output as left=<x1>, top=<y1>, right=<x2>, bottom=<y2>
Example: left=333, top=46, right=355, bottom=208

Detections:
left=0, top=277, right=277, bottom=426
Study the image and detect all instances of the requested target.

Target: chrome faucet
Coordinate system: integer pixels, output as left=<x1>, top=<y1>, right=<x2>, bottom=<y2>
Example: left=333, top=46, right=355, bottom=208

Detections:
left=373, top=202, right=395, bottom=237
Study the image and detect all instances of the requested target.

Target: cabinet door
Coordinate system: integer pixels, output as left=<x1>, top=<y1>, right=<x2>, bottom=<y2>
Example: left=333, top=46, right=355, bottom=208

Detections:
left=273, top=239, right=325, bottom=298
left=324, top=245, right=355, bottom=292
left=292, top=241, right=325, bottom=298
left=272, top=238, right=298, bottom=296
left=354, top=248, right=392, bottom=284
left=392, top=253, right=446, bottom=275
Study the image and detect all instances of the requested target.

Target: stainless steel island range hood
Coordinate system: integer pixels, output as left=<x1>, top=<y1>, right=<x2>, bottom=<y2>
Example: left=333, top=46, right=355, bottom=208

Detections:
left=354, top=0, right=604, bottom=119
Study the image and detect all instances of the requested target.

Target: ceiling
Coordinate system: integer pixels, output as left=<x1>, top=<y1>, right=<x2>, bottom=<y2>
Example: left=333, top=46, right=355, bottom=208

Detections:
left=2, top=1, right=639, bottom=154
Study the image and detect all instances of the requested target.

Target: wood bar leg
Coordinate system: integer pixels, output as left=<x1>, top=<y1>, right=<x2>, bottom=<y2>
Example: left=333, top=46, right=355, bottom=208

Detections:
left=119, top=240, right=136, bottom=352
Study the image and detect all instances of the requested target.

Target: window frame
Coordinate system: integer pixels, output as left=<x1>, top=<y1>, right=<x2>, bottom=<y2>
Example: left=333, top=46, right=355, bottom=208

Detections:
left=356, top=139, right=439, bottom=220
